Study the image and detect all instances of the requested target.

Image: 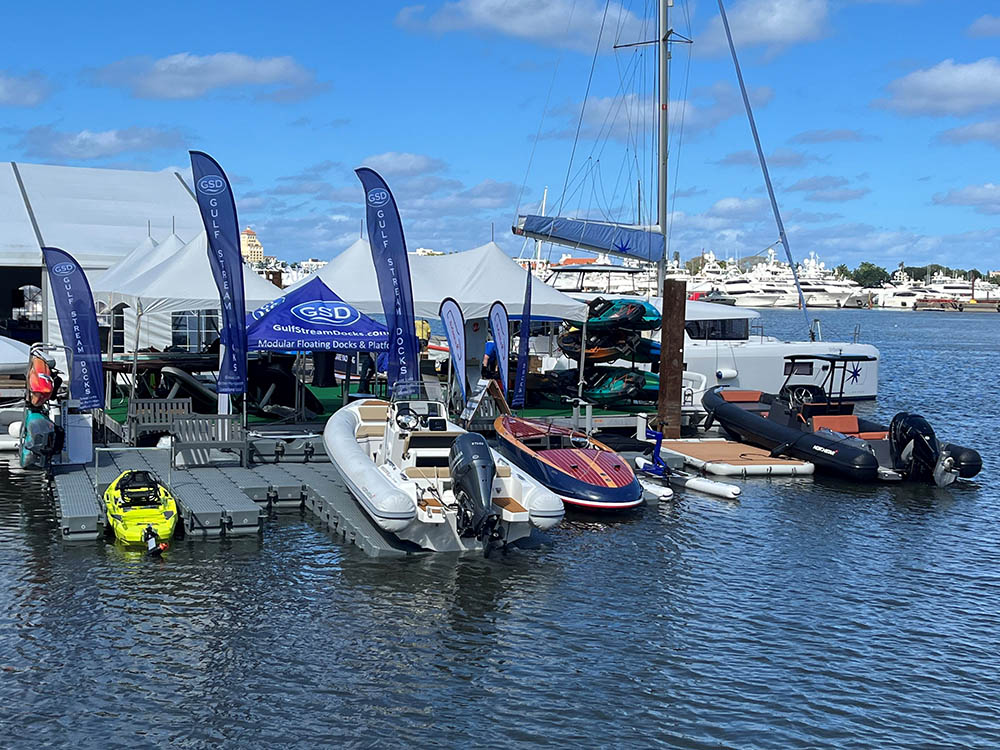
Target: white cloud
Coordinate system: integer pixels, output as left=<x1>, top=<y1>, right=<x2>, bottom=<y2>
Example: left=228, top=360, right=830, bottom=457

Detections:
left=932, top=183, right=1000, bottom=215
left=92, top=52, right=327, bottom=100
left=967, top=14, right=1000, bottom=37
left=360, top=152, right=447, bottom=177
left=937, top=120, right=1000, bottom=148
left=397, top=0, right=644, bottom=53
left=18, top=126, right=186, bottom=160
left=804, top=187, right=870, bottom=202
left=787, top=175, right=848, bottom=191
left=877, top=58, right=1000, bottom=115
left=0, top=71, right=51, bottom=107
left=707, top=196, right=769, bottom=221
left=698, top=0, right=829, bottom=57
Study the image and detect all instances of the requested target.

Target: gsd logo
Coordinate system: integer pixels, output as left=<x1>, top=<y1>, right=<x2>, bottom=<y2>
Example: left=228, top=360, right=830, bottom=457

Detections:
left=366, top=188, right=390, bottom=207
left=197, top=175, right=226, bottom=195
left=51, top=262, right=76, bottom=276
left=291, top=300, right=361, bottom=328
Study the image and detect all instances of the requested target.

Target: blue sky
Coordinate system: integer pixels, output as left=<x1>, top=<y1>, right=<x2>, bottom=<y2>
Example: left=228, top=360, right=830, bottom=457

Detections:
left=1, top=0, right=998, bottom=269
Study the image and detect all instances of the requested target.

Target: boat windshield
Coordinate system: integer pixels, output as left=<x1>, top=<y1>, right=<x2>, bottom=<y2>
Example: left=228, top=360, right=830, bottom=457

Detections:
left=684, top=318, right=749, bottom=341
left=391, top=380, right=445, bottom=404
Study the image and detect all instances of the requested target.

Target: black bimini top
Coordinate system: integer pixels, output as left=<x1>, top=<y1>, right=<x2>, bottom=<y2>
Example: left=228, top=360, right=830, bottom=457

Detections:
left=783, top=353, right=879, bottom=364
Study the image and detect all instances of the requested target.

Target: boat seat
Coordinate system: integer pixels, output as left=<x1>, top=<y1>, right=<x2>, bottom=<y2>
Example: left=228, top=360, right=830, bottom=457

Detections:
left=720, top=389, right=763, bottom=403
left=492, top=496, right=526, bottom=514
left=404, top=466, right=451, bottom=480
left=495, top=464, right=511, bottom=478
left=856, top=431, right=888, bottom=441
left=358, top=405, right=388, bottom=422
left=404, top=432, right=463, bottom=451
left=811, top=414, right=859, bottom=434
left=355, top=424, right=386, bottom=439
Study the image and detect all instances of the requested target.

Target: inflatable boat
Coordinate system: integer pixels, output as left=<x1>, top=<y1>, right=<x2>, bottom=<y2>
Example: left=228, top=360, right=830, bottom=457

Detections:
left=494, top=415, right=643, bottom=511
left=704, top=354, right=982, bottom=486
left=323, top=381, right=564, bottom=553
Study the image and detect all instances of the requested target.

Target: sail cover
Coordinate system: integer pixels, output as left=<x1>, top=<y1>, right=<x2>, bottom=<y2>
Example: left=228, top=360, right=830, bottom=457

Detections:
left=514, top=215, right=663, bottom=263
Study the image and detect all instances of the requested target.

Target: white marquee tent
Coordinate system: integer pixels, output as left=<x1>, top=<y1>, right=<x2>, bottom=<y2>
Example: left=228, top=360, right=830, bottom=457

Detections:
left=289, top=238, right=588, bottom=321
left=115, top=231, right=281, bottom=314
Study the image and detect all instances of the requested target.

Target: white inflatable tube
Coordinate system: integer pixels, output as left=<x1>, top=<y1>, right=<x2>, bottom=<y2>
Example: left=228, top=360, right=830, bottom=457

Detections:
left=635, top=457, right=741, bottom=500
left=323, top=407, right=415, bottom=533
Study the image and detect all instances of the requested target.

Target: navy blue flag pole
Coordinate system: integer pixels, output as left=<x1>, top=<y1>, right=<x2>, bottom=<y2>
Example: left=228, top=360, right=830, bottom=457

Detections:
left=42, top=247, right=105, bottom=409
left=511, top=270, right=532, bottom=408
left=356, top=167, right=419, bottom=393
left=189, top=150, right=247, bottom=395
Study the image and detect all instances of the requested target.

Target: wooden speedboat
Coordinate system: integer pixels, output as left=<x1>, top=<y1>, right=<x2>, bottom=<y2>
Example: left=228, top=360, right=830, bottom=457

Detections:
left=494, top=415, right=643, bottom=511
left=704, top=354, right=982, bottom=486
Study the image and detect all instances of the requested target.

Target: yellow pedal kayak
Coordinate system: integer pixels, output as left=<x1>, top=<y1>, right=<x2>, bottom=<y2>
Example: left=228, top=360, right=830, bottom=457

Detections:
left=103, top=470, right=178, bottom=554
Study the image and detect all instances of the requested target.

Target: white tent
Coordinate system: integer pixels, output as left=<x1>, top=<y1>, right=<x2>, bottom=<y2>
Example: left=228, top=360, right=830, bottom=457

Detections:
left=115, top=231, right=281, bottom=313
left=290, top=239, right=587, bottom=321
left=0, top=335, right=29, bottom=375
left=94, top=232, right=190, bottom=294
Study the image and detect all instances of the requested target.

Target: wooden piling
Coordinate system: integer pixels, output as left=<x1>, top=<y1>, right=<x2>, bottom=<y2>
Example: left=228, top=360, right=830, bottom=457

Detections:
left=656, top=279, right=685, bottom=438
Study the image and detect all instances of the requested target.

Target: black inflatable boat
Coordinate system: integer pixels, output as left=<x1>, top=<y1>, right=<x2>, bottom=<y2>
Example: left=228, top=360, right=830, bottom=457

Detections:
left=703, top=354, right=982, bottom=486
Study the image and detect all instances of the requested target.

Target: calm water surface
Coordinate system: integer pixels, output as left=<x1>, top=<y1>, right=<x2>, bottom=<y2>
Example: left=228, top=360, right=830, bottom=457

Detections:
left=1, top=309, right=998, bottom=748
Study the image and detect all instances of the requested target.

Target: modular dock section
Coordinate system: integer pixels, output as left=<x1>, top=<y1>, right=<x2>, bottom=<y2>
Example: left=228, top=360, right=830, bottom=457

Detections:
left=50, top=440, right=415, bottom=557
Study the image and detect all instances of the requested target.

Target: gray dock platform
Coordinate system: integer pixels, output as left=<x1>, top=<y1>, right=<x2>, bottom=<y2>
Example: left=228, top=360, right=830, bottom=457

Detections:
left=49, top=440, right=416, bottom=557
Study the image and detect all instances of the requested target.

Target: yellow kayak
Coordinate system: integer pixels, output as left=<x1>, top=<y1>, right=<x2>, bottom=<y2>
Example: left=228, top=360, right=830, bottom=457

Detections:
left=103, top=470, right=178, bottom=554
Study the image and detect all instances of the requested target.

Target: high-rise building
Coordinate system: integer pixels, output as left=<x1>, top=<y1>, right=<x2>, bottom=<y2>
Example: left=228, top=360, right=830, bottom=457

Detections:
left=240, top=227, right=264, bottom=263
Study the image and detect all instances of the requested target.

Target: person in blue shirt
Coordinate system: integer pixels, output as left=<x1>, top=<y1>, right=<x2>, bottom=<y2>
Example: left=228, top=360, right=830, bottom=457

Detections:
left=481, top=340, right=500, bottom=380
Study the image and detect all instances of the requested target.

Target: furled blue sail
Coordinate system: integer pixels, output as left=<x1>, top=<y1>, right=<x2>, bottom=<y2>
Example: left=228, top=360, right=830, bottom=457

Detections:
left=513, top=215, right=662, bottom=263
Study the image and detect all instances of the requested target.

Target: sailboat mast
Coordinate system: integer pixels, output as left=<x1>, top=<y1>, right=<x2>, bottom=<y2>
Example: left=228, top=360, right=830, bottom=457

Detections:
left=657, top=0, right=670, bottom=283
left=536, top=186, right=548, bottom=265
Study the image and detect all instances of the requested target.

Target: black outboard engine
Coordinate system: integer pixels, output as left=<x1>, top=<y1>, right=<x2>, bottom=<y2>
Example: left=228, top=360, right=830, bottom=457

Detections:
left=889, top=412, right=957, bottom=487
left=448, top=432, right=498, bottom=539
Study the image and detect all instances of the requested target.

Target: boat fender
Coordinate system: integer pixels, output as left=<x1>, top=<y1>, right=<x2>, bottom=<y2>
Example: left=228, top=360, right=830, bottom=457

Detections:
left=7, top=421, right=19, bottom=438
left=716, top=368, right=738, bottom=380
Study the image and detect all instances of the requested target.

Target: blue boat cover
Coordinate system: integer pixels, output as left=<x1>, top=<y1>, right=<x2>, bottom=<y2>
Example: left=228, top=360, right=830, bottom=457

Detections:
left=246, top=277, right=389, bottom=352
left=516, top=215, right=662, bottom=263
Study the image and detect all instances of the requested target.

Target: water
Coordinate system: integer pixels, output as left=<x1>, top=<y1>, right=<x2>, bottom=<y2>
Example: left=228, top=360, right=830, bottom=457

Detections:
left=1, top=309, right=998, bottom=748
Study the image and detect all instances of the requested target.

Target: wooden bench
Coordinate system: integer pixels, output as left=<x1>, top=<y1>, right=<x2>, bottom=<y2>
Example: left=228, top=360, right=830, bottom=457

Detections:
left=171, top=414, right=248, bottom=468
left=127, top=397, right=192, bottom=445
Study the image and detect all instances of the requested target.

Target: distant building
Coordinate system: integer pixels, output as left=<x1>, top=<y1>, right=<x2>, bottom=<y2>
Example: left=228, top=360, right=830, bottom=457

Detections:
left=414, top=247, right=443, bottom=256
left=300, top=258, right=327, bottom=273
left=240, top=227, right=264, bottom=263
left=990, top=270, right=1000, bottom=279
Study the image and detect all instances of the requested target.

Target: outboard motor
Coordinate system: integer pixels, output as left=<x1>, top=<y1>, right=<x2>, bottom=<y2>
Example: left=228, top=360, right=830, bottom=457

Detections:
left=889, top=412, right=958, bottom=487
left=448, top=432, right=498, bottom=539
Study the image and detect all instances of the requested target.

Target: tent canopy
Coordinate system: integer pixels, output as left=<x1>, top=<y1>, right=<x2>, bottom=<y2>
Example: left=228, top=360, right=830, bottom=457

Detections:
left=114, top=231, right=281, bottom=314
left=290, top=239, right=588, bottom=321
left=0, top=334, right=29, bottom=375
left=246, top=277, right=389, bottom=352
left=93, top=232, right=188, bottom=296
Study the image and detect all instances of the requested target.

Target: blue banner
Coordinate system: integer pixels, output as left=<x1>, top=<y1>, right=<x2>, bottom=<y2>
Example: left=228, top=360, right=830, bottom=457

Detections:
left=246, top=277, right=389, bottom=352
left=42, top=247, right=105, bottom=409
left=190, top=150, right=247, bottom=394
left=356, top=167, right=419, bottom=391
left=488, top=301, right=509, bottom=397
left=512, top=270, right=531, bottom=408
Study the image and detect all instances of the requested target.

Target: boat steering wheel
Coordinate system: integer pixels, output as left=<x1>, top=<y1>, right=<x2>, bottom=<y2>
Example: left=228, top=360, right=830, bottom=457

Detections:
left=395, top=410, right=420, bottom=431
left=788, top=385, right=817, bottom=408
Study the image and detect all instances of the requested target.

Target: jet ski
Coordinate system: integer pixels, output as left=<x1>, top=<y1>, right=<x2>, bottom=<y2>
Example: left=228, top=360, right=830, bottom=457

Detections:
left=703, top=354, right=982, bottom=486
left=103, top=469, right=177, bottom=554
left=494, top=414, right=643, bottom=512
left=557, top=329, right=639, bottom=363
left=566, top=297, right=661, bottom=331
left=18, top=349, right=64, bottom=470
left=553, top=367, right=644, bottom=405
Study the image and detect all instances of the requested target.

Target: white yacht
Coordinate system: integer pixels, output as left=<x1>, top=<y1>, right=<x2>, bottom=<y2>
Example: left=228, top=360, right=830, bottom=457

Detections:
left=538, top=265, right=878, bottom=400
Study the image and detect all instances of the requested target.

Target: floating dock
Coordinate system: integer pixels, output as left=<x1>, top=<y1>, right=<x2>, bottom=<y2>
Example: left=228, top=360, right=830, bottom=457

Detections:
left=50, top=437, right=417, bottom=558
left=655, top=438, right=814, bottom=477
